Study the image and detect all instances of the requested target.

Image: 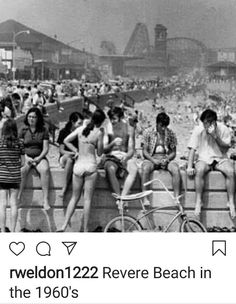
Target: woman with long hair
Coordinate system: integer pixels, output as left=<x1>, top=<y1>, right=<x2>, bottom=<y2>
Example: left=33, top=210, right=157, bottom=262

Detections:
left=0, top=119, right=25, bottom=232
left=57, top=111, right=84, bottom=198
left=58, top=109, right=106, bottom=232
left=0, top=95, right=17, bottom=137
left=18, top=107, right=51, bottom=210
left=1, top=95, right=17, bottom=118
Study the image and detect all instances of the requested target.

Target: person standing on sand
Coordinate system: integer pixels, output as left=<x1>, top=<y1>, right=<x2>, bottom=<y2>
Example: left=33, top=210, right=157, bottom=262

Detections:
left=0, top=119, right=25, bottom=232
left=58, top=109, right=106, bottom=232
left=57, top=112, right=84, bottom=199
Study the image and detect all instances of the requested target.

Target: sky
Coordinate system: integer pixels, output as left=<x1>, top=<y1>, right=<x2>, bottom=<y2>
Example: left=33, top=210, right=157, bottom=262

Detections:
left=1, top=0, right=236, bottom=53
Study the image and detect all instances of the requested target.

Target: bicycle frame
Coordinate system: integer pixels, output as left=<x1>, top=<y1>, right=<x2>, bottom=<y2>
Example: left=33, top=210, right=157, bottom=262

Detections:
left=109, top=177, right=199, bottom=232
left=135, top=205, right=186, bottom=232
left=135, top=178, right=187, bottom=231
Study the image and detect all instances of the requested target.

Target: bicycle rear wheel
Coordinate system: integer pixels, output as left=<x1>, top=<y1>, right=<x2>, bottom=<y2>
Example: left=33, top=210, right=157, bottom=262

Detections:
left=180, top=219, right=207, bottom=232
left=104, top=216, right=143, bottom=232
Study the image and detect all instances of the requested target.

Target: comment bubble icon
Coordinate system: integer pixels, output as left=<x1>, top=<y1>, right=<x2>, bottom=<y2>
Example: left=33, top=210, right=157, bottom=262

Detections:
left=36, top=241, right=51, bottom=256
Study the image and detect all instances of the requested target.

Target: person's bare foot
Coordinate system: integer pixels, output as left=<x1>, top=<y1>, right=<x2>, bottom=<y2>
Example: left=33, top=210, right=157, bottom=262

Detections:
left=56, top=224, right=67, bottom=232
left=17, top=197, right=22, bottom=206
left=194, top=201, right=203, bottom=217
left=227, top=202, right=236, bottom=219
left=43, top=202, right=51, bottom=211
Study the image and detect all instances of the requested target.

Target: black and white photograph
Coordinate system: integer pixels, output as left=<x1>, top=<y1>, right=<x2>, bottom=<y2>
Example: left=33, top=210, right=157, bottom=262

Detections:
left=0, top=0, right=235, bottom=232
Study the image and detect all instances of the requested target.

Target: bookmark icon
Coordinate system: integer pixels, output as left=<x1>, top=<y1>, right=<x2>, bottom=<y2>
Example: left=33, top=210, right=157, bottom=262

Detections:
left=62, top=242, right=77, bottom=255
left=212, top=240, right=226, bottom=256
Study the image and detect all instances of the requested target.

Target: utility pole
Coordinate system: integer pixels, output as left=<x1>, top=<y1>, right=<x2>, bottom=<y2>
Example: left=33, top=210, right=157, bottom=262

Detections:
left=41, top=40, right=44, bottom=80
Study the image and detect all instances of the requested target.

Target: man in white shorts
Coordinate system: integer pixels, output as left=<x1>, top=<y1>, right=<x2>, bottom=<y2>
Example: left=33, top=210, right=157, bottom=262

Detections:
left=187, top=109, right=235, bottom=218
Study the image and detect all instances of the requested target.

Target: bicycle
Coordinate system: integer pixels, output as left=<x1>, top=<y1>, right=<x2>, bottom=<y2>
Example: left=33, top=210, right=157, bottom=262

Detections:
left=104, top=178, right=207, bottom=232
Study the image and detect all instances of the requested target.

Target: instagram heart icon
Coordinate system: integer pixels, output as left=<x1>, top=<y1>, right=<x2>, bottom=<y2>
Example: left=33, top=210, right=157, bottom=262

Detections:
left=9, top=242, right=25, bottom=256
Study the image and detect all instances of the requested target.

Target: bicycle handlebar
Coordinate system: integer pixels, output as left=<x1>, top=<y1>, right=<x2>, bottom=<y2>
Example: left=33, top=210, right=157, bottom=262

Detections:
left=144, top=178, right=183, bottom=202
left=144, top=178, right=169, bottom=191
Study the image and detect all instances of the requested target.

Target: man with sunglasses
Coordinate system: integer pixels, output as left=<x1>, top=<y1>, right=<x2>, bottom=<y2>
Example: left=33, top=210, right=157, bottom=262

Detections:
left=187, top=109, right=235, bottom=219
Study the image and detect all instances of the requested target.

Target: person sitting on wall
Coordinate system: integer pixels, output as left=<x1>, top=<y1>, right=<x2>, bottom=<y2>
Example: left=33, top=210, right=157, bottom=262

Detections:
left=141, top=112, right=181, bottom=206
left=103, top=107, right=138, bottom=205
left=18, top=108, right=51, bottom=211
left=187, top=109, right=235, bottom=218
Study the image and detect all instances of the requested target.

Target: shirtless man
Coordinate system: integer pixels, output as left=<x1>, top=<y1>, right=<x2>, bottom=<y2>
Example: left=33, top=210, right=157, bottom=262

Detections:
left=104, top=107, right=138, bottom=202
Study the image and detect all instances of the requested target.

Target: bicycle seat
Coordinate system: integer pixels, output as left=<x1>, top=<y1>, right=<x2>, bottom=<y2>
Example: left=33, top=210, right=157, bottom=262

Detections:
left=112, top=190, right=153, bottom=202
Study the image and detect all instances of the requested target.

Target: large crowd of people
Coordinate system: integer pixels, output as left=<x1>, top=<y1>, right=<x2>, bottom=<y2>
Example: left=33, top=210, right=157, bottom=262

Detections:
left=0, top=72, right=236, bottom=232
left=0, top=70, right=209, bottom=116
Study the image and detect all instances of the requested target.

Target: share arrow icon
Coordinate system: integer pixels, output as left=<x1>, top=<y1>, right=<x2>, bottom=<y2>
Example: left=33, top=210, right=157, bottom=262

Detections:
left=62, top=242, right=77, bottom=255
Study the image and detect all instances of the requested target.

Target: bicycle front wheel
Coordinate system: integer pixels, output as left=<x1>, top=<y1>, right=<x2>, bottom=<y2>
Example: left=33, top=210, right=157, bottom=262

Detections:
left=180, top=219, right=207, bottom=232
left=104, top=216, right=143, bottom=232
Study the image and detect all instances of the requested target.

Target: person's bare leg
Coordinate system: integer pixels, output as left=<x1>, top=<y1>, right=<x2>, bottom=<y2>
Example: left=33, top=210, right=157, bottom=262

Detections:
left=59, top=174, right=84, bottom=232
left=36, top=159, right=50, bottom=210
left=104, top=161, right=120, bottom=194
left=194, top=161, right=210, bottom=217
left=83, top=172, right=97, bottom=232
left=18, top=163, right=31, bottom=202
left=9, top=189, right=19, bottom=232
left=167, top=161, right=181, bottom=198
left=60, top=156, right=74, bottom=198
left=216, top=160, right=236, bottom=219
left=121, top=159, right=138, bottom=196
left=141, top=160, right=154, bottom=205
left=0, top=190, right=7, bottom=232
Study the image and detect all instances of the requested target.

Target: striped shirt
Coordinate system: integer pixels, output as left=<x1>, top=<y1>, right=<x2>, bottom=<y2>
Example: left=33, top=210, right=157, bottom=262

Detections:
left=0, top=139, right=24, bottom=184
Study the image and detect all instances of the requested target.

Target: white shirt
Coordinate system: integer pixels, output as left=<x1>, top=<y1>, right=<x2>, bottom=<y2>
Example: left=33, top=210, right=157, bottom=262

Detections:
left=32, top=93, right=44, bottom=106
left=188, top=122, right=231, bottom=164
left=31, top=87, right=38, bottom=97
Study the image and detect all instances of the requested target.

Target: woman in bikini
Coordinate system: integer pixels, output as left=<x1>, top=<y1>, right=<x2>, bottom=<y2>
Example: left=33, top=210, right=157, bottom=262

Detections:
left=58, top=109, right=106, bottom=232
left=57, top=112, right=84, bottom=198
